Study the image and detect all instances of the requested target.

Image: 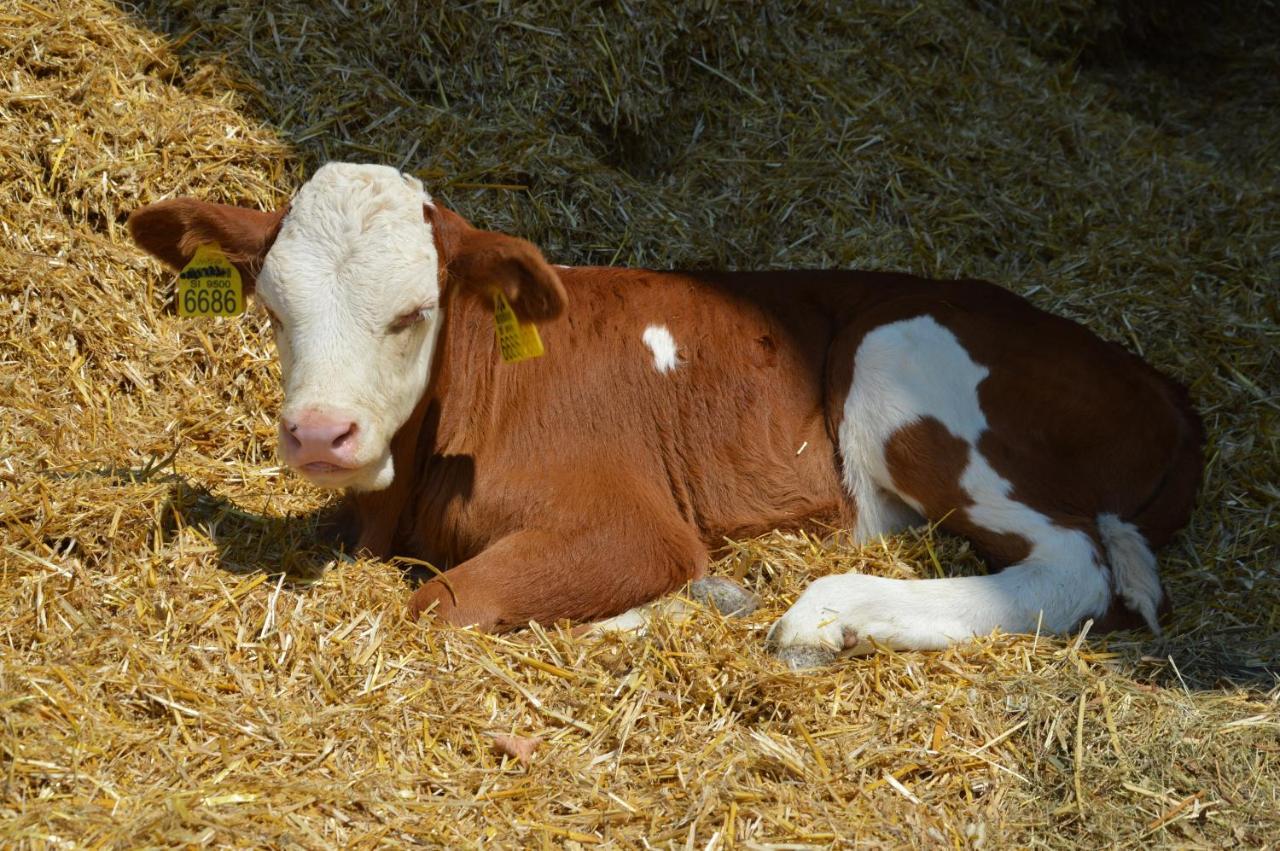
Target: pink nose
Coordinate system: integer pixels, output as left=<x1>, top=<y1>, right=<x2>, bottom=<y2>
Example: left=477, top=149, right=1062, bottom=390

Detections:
left=280, top=410, right=360, bottom=471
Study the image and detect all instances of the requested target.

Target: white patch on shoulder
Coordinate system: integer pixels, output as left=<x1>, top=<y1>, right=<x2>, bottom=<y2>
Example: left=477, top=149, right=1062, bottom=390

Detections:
left=642, top=324, right=679, bottom=373
left=769, top=315, right=1113, bottom=659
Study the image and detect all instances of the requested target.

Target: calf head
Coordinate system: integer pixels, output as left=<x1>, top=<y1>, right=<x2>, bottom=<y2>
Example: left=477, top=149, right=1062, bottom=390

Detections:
left=129, top=162, right=566, bottom=491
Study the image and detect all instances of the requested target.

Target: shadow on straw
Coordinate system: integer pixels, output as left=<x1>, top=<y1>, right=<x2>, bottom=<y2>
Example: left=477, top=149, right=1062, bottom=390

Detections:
left=160, top=478, right=351, bottom=584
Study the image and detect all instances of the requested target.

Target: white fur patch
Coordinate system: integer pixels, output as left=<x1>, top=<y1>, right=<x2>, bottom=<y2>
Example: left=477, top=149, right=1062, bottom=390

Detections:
left=587, top=597, right=697, bottom=635
left=257, top=162, right=441, bottom=492
left=770, top=315, right=1112, bottom=656
left=768, top=555, right=1109, bottom=654
left=642, top=325, right=679, bottom=373
left=838, top=316, right=987, bottom=540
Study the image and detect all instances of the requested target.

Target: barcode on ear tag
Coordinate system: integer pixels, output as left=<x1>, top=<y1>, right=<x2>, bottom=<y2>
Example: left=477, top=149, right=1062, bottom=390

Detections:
left=493, top=290, right=544, bottom=363
left=177, top=244, right=245, bottom=317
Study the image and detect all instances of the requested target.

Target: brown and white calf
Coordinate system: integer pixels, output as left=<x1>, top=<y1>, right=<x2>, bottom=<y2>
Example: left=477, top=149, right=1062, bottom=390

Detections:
left=129, top=163, right=1203, bottom=665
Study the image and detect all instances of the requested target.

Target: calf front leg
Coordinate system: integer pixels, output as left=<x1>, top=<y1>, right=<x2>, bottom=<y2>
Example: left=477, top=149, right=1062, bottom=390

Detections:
left=407, top=519, right=708, bottom=632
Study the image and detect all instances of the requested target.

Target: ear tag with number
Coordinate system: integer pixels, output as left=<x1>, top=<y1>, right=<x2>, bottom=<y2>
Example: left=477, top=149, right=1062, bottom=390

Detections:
left=492, top=290, right=544, bottom=363
left=177, top=244, right=245, bottom=317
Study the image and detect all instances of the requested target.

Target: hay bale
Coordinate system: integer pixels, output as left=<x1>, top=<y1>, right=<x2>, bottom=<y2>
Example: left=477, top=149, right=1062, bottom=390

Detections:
left=2, top=1, right=1277, bottom=847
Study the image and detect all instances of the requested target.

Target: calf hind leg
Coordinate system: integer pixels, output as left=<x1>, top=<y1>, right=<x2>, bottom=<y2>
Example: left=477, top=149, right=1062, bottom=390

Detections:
left=775, top=313, right=1176, bottom=666
left=771, top=418, right=1122, bottom=665
left=768, top=536, right=1113, bottom=666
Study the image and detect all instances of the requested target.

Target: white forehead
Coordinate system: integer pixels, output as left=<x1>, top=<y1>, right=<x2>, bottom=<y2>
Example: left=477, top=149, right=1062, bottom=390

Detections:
left=261, top=162, right=438, bottom=310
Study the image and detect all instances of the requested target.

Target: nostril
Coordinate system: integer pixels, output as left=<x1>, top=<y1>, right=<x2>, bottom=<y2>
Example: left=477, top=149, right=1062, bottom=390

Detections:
left=282, top=421, right=302, bottom=449
left=332, top=422, right=358, bottom=450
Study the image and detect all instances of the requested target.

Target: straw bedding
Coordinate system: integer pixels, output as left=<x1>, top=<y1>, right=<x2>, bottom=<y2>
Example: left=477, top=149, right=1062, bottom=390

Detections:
left=2, top=1, right=1277, bottom=847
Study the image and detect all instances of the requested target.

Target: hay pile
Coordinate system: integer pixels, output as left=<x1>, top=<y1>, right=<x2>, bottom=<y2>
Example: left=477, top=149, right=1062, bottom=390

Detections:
left=2, top=0, right=1277, bottom=846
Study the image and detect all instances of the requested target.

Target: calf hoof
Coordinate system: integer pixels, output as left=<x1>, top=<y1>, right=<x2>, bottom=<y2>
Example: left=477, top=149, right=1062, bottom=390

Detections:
left=772, top=644, right=839, bottom=670
left=687, top=577, right=759, bottom=617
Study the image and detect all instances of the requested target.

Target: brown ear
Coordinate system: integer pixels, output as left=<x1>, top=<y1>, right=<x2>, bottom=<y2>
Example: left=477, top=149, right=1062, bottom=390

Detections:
left=127, top=198, right=288, bottom=290
left=425, top=202, right=566, bottom=322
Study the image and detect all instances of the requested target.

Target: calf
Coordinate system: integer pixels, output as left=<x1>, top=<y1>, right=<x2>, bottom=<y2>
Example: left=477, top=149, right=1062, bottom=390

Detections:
left=129, top=163, right=1203, bottom=665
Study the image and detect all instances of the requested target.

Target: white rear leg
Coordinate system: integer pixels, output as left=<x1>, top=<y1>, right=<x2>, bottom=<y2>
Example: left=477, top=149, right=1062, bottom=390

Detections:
left=767, top=538, right=1111, bottom=665
left=775, top=315, right=1117, bottom=665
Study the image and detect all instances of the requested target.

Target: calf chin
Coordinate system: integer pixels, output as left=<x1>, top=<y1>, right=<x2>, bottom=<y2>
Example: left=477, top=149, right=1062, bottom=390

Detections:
left=291, top=450, right=395, bottom=492
left=350, top=452, right=396, bottom=492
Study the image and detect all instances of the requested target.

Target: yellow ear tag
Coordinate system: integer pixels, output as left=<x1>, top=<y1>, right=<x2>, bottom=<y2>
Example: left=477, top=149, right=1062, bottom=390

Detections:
left=177, top=244, right=245, bottom=317
left=492, top=290, right=544, bottom=363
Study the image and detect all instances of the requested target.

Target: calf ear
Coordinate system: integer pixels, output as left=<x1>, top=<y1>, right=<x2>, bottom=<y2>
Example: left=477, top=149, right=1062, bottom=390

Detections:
left=425, top=202, right=566, bottom=322
left=127, top=198, right=287, bottom=290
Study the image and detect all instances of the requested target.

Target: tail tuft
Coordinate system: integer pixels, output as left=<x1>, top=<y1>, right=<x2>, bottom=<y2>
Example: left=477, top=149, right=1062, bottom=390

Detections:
left=1098, top=513, right=1164, bottom=634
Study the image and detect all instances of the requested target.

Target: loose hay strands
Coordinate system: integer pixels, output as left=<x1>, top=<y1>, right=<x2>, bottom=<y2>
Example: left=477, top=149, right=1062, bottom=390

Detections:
left=2, top=0, right=1279, bottom=847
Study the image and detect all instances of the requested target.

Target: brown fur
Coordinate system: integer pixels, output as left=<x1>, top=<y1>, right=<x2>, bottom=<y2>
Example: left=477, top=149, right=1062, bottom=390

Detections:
left=387, top=264, right=1199, bottom=632
left=425, top=202, right=567, bottom=323
left=127, top=199, right=288, bottom=289
left=883, top=418, right=1034, bottom=568
left=129, top=197, right=1203, bottom=635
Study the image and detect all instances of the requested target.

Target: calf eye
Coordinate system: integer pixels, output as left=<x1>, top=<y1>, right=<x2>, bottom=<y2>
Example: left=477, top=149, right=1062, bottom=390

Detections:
left=390, top=306, right=431, bottom=333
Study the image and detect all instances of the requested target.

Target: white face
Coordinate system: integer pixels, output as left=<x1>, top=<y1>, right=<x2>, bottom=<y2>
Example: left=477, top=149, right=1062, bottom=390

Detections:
left=255, top=163, right=441, bottom=491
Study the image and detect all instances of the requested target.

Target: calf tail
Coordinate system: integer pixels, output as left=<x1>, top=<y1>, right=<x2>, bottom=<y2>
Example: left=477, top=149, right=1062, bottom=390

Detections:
left=1098, top=513, right=1163, bottom=634
left=1098, top=378, right=1204, bottom=635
